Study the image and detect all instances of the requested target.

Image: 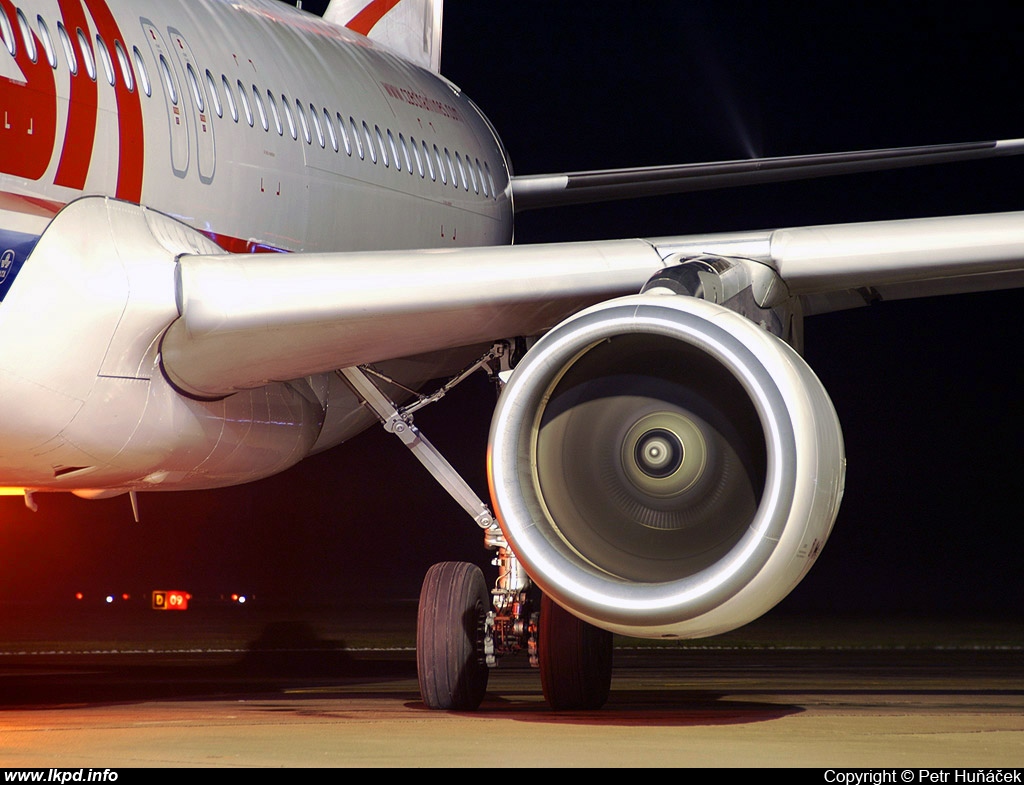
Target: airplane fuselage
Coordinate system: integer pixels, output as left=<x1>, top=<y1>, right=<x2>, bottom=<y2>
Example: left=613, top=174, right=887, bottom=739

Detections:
left=0, top=0, right=513, bottom=494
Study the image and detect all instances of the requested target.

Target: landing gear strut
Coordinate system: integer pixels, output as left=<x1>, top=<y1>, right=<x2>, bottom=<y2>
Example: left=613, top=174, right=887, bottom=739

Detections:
left=340, top=348, right=613, bottom=711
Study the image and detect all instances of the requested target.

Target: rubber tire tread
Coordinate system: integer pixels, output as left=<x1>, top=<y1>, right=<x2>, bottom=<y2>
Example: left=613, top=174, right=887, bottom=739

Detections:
left=417, top=561, right=489, bottom=710
left=539, top=593, right=613, bottom=710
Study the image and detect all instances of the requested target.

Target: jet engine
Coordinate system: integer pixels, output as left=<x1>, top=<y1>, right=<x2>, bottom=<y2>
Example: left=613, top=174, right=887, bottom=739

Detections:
left=488, top=293, right=846, bottom=639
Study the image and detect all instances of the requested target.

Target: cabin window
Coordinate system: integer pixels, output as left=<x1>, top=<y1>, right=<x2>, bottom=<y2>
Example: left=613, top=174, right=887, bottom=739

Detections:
left=410, top=136, right=424, bottom=178
left=133, top=46, right=150, bottom=95
left=0, top=8, right=15, bottom=57
left=296, top=100, right=311, bottom=144
left=281, top=95, right=297, bottom=139
left=444, top=148, right=457, bottom=188
left=76, top=28, right=95, bottom=81
left=455, top=152, right=469, bottom=191
left=362, top=121, right=376, bottom=163
left=385, top=127, right=399, bottom=169
left=433, top=144, right=445, bottom=183
left=323, top=108, right=337, bottom=152
left=485, top=161, right=497, bottom=199
left=115, top=40, right=133, bottom=90
left=268, top=91, right=283, bottom=135
left=96, top=35, right=114, bottom=86
left=205, top=70, right=221, bottom=116
left=350, top=117, right=364, bottom=159
left=16, top=9, right=35, bottom=63
left=309, top=103, right=324, bottom=147
left=476, top=159, right=488, bottom=197
left=387, top=130, right=401, bottom=171
left=370, top=124, right=385, bottom=165
left=186, top=63, right=204, bottom=112
left=398, top=134, right=413, bottom=175
left=222, top=75, right=237, bottom=121
left=252, top=86, right=268, bottom=131
left=423, top=140, right=435, bottom=181
left=37, top=16, right=56, bottom=68
left=336, top=112, right=351, bottom=155
left=158, top=55, right=176, bottom=104
left=57, top=22, right=76, bottom=75
left=236, top=80, right=253, bottom=126
left=465, top=154, right=479, bottom=193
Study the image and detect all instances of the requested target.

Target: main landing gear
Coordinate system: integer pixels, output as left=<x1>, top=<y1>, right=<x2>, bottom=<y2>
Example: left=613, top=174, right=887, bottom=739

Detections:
left=416, top=561, right=490, bottom=711
left=340, top=349, right=613, bottom=711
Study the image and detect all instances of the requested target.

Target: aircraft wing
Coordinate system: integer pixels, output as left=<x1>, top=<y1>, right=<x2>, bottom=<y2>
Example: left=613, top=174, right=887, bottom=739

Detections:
left=161, top=233, right=667, bottom=397
left=153, top=205, right=1024, bottom=399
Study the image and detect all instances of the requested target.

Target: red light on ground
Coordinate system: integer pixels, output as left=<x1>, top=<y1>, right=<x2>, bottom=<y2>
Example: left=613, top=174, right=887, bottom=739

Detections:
left=152, top=590, right=189, bottom=610
left=121, top=593, right=130, bottom=601
left=75, top=592, right=83, bottom=601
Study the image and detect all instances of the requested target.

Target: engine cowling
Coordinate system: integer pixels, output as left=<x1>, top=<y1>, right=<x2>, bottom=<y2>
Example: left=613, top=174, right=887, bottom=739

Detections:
left=487, top=294, right=845, bottom=639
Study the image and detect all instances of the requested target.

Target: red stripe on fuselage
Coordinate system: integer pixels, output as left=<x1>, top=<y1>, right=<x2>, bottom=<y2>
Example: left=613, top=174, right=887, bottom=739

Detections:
left=0, top=0, right=57, bottom=180
left=0, top=190, right=63, bottom=219
left=0, top=190, right=281, bottom=254
left=84, top=0, right=144, bottom=201
left=53, top=0, right=98, bottom=191
left=344, top=0, right=403, bottom=36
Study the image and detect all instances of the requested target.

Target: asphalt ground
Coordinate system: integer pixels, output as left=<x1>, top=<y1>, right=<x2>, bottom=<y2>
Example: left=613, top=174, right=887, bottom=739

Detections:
left=0, top=603, right=1020, bottom=767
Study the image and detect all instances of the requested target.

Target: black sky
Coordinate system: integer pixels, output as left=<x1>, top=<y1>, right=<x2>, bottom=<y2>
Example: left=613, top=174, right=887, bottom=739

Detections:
left=0, top=2, right=1020, bottom=616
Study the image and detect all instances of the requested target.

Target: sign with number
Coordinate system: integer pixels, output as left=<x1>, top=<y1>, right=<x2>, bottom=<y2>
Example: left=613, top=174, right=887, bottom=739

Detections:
left=152, top=590, right=189, bottom=610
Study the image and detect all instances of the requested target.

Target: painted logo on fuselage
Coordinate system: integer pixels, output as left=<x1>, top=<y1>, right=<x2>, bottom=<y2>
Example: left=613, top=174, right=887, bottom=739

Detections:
left=0, top=249, right=14, bottom=282
left=0, top=229, right=38, bottom=300
left=0, top=0, right=144, bottom=201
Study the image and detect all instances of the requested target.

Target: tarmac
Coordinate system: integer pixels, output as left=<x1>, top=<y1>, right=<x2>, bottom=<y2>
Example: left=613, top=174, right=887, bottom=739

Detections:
left=0, top=602, right=1020, bottom=767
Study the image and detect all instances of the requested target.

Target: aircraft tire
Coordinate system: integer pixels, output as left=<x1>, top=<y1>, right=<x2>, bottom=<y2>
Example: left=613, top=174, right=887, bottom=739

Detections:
left=416, top=561, right=490, bottom=710
left=539, top=593, right=613, bottom=710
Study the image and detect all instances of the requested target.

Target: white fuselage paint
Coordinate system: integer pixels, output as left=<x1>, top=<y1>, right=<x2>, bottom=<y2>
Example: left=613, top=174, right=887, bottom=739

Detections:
left=0, top=0, right=513, bottom=493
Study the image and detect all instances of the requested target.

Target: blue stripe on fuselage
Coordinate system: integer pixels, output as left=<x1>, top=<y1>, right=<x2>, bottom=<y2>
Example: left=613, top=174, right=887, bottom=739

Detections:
left=0, top=229, right=40, bottom=301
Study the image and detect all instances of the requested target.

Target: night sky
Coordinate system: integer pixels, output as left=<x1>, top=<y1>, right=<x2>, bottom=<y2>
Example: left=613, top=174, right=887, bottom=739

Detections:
left=0, top=2, right=1021, bottom=618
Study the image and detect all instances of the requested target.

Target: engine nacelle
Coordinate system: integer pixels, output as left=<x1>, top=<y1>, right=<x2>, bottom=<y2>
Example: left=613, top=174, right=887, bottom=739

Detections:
left=488, top=294, right=845, bottom=639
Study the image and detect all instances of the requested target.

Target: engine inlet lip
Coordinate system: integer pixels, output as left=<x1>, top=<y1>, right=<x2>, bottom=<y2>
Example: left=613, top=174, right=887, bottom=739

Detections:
left=488, top=295, right=799, bottom=626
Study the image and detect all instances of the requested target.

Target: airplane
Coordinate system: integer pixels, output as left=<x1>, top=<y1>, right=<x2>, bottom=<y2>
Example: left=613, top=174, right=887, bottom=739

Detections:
left=1, top=0, right=1022, bottom=712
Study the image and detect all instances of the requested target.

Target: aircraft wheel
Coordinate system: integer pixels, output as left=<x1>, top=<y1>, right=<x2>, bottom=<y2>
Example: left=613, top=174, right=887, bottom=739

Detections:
left=539, top=593, right=613, bottom=710
left=417, top=561, right=490, bottom=710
